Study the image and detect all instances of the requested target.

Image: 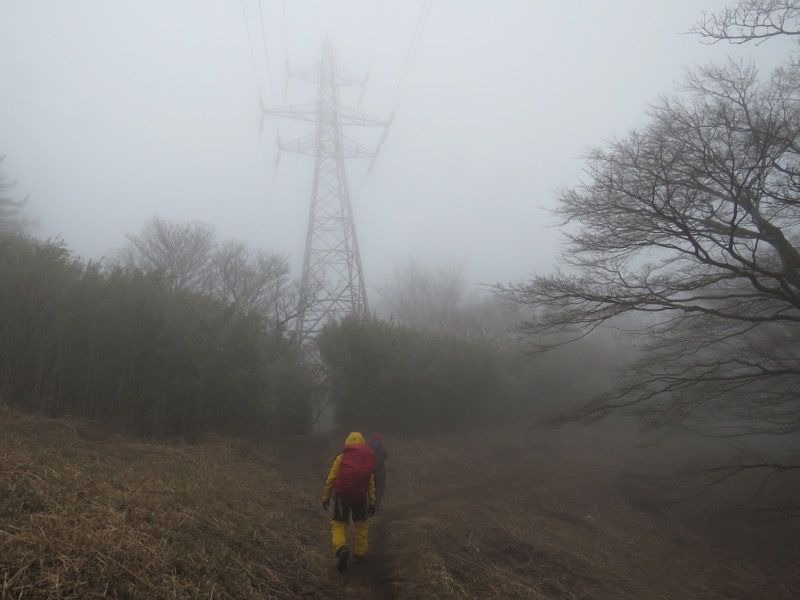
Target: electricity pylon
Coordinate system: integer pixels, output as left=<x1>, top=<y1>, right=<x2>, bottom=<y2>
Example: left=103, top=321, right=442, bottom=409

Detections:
left=263, top=41, right=388, bottom=350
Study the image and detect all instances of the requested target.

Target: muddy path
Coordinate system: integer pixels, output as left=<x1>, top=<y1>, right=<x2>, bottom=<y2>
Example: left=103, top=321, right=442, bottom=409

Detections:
left=268, top=431, right=535, bottom=600
left=266, top=427, right=800, bottom=600
left=269, top=433, right=399, bottom=599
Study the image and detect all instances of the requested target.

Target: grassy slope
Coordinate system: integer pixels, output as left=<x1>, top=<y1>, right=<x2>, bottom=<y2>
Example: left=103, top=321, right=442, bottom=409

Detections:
left=1, top=407, right=798, bottom=599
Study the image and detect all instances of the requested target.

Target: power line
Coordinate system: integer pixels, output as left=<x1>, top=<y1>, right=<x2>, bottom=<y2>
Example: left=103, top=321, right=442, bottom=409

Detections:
left=354, top=0, right=432, bottom=190
left=256, top=0, right=276, bottom=107
left=392, top=0, right=433, bottom=113
left=242, top=0, right=279, bottom=155
left=281, top=0, right=290, bottom=96
left=239, top=0, right=262, bottom=96
left=241, top=1, right=282, bottom=165
left=359, top=0, right=387, bottom=107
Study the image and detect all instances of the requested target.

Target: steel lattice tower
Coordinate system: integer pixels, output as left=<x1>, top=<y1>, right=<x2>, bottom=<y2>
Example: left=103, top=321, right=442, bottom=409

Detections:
left=264, top=41, right=388, bottom=345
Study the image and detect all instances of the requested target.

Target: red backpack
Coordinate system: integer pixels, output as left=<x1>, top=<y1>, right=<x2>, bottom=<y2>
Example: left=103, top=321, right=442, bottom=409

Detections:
left=334, top=443, right=376, bottom=503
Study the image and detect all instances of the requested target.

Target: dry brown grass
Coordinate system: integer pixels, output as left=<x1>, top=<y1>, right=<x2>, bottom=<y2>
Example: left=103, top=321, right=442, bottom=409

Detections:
left=378, top=424, right=800, bottom=600
left=1, top=408, right=798, bottom=599
left=0, top=408, right=327, bottom=599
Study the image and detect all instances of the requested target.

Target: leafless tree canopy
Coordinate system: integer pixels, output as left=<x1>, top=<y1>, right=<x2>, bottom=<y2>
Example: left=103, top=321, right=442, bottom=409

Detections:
left=377, top=260, right=516, bottom=341
left=0, top=156, right=35, bottom=235
left=505, top=60, right=800, bottom=335
left=377, top=260, right=467, bottom=331
left=204, top=240, right=303, bottom=328
left=497, top=10, right=800, bottom=470
left=113, top=216, right=306, bottom=330
left=115, top=216, right=216, bottom=292
left=691, top=0, right=800, bottom=44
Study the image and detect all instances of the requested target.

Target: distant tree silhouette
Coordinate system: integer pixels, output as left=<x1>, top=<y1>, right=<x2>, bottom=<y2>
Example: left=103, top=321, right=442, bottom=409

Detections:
left=316, top=316, right=540, bottom=432
left=0, top=233, right=315, bottom=438
left=114, top=216, right=216, bottom=292
left=376, top=260, right=515, bottom=341
left=0, top=156, right=35, bottom=234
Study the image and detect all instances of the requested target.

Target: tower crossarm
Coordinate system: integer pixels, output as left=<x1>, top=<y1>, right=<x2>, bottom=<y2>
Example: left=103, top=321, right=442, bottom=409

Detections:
left=340, top=136, right=379, bottom=159
left=337, top=106, right=390, bottom=127
left=277, top=134, right=317, bottom=156
left=290, top=63, right=364, bottom=87
left=278, top=134, right=377, bottom=159
left=262, top=103, right=318, bottom=123
left=263, top=103, right=389, bottom=127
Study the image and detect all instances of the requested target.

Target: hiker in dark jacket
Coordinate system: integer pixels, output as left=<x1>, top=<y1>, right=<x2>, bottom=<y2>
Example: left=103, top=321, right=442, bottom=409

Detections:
left=321, top=431, right=376, bottom=572
left=367, top=433, right=388, bottom=512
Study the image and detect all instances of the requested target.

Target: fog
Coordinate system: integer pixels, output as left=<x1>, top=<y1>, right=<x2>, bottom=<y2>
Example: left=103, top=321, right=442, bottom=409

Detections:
left=0, top=1, right=793, bottom=296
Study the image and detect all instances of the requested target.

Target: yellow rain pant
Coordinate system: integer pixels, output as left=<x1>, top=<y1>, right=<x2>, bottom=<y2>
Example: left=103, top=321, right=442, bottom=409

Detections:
left=330, top=519, right=370, bottom=557
left=354, top=519, right=369, bottom=556
left=331, top=520, right=347, bottom=555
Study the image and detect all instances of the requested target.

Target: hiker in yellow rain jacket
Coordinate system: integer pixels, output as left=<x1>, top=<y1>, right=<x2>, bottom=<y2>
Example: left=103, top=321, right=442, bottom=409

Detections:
left=321, top=431, right=377, bottom=572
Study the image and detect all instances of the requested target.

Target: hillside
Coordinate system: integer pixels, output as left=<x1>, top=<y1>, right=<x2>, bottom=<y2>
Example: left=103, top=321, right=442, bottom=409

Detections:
left=1, top=407, right=798, bottom=599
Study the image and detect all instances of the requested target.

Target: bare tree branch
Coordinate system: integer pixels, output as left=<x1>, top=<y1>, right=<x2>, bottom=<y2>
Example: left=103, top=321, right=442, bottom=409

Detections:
left=496, top=54, right=800, bottom=502
left=690, top=1, right=800, bottom=45
left=114, top=216, right=216, bottom=292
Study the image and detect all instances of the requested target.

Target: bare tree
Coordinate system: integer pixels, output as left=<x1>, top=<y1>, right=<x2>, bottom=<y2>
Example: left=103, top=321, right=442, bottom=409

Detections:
left=691, top=0, right=800, bottom=44
left=376, top=260, right=515, bottom=340
left=377, top=260, right=466, bottom=332
left=204, top=240, right=300, bottom=325
left=114, top=216, right=216, bottom=292
left=0, top=156, right=35, bottom=234
left=497, top=55, right=800, bottom=492
left=114, top=218, right=312, bottom=333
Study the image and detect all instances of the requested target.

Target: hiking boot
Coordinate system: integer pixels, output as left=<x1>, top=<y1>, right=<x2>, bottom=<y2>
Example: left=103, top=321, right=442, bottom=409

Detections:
left=336, top=546, right=349, bottom=572
left=353, top=554, right=367, bottom=565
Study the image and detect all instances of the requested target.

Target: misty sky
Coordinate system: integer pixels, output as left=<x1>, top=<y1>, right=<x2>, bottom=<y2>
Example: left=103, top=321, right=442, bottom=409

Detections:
left=0, top=1, right=794, bottom=298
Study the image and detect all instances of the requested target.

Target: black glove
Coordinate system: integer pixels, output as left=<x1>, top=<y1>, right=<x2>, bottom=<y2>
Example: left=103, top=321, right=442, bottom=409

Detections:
left=322, top=501, right=329, bottom=511
left=368, top=505, right=376, bottom=517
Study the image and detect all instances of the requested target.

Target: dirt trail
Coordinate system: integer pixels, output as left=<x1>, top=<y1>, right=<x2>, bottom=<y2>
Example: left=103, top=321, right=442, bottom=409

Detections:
left=269, top=431, right=541, bottom=600
left=267, top=427, right=800, bottom=600
left=270, top=433, right=399, bottom=600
